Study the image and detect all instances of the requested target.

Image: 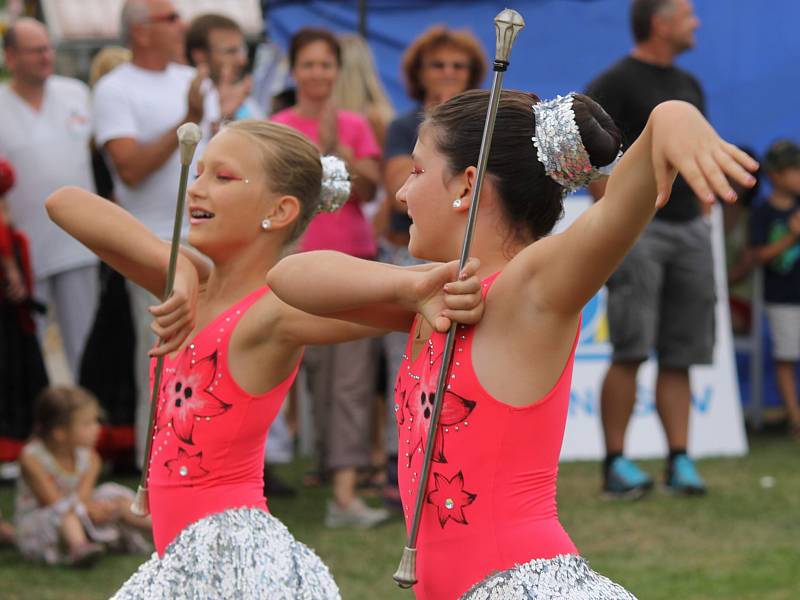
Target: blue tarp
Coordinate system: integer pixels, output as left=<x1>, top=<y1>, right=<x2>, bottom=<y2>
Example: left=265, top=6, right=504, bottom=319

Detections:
left=265, top=0, right=800, bottom=158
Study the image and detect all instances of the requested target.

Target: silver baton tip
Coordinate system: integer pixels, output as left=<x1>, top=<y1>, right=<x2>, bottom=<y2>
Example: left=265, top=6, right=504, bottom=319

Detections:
left=494, top=8, right=525, bottom=63
left=177, top=122, right=202, bottom=165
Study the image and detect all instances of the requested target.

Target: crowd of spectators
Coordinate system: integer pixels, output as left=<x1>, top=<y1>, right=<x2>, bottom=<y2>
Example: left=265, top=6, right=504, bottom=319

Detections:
left=0, top=0, right=797, bottom=568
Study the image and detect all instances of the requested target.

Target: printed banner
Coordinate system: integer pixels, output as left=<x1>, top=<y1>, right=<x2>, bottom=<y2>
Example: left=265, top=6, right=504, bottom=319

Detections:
left=559, top=198, right=749, bottom=460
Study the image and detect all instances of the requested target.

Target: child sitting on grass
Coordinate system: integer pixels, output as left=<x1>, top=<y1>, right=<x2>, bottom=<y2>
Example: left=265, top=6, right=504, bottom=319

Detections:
left=14, top=386, right=151, bottom=566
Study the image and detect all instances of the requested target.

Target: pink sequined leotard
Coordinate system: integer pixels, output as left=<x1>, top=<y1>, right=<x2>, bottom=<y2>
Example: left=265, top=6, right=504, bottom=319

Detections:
left=394, top=273, right=580, bottom=600
left=147, top=287, right=298, bottom=556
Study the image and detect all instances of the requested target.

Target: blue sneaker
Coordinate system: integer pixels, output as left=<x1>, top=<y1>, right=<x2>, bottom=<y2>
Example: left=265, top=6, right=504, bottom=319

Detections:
left=603, top=457, right=654, bottom=499
left=665, top=454, right=707, bottom=495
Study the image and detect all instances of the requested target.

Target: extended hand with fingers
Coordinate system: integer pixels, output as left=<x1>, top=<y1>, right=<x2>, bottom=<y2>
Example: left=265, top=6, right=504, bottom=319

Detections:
left=414, top=257, right=484, bottom=333
left=649, top=101, right=759, bottom=208
left=147, top=265, right=199, bottom=357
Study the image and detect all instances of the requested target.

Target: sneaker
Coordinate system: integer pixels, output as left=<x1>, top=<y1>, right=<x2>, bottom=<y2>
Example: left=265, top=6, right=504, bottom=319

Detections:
left=665, top=454, right=707, bottom=495
left=324, top=497, right=390, bottom=529
left=603, top=456, right=654, bottom=499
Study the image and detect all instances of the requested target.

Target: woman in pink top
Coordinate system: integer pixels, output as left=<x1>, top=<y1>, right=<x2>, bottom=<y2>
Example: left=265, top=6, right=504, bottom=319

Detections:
left=272, top=27, right=390, bottom=528
left=269, top=90, right=757, bottom=599
left=46, top=120, right=483, bottom=598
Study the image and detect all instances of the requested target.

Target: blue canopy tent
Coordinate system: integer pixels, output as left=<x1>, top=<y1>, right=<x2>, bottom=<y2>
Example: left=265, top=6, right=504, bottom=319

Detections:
left=264, top=0, right=800, bottom=157
left=265, top=0, right=800, bottom=422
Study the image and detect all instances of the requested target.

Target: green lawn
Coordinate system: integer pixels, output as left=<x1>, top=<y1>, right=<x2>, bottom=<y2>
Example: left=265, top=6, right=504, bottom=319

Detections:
left=1, top=433, right=798, bottom=599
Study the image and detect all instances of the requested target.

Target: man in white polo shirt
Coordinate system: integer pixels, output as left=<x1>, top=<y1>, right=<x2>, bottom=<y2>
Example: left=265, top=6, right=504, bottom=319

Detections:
left=93, top=0, right=203, bottom=467
left=0, top=18, right=98, bottom=380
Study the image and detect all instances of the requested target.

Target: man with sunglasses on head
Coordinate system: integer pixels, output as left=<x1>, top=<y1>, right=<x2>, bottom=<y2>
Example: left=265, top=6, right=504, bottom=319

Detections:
left=0, top=18, right=98, bottom=381
left=92, top=0, right=204, bottom=469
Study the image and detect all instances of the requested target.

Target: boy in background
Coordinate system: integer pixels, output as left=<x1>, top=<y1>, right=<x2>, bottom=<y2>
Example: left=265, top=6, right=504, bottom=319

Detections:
left=750, top=140, right=800, bottom=439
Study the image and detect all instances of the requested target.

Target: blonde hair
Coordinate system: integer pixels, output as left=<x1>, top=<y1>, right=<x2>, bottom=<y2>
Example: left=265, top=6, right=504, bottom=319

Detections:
left=89, top=46, right=132, bottom=87
left=332, top=34, right=395, bottom=141
left=224, top=120, right=323, bottom=242
left=34, top=386, right=101, bottom=438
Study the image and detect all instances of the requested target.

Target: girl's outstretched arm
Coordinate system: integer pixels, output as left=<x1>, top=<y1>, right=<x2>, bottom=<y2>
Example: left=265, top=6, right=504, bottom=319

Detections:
left=267, top=251, right=483, bottom=333
left=509, top=100, right=758, bottom=315
left=46, top=186, right=199, bottom=299
left=46, top=187, right=200, bottom=355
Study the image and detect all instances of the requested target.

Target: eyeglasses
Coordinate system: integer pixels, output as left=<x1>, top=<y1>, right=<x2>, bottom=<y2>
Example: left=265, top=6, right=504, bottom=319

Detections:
left=149, top=11, right=181, bottom=25
left=16, top=44, right=53, bottom=55
left=424, top=60, right=469, bottom=72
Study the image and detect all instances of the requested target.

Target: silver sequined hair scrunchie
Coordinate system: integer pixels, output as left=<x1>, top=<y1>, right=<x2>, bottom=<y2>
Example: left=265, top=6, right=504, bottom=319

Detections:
left=532, top=93, right=621, bottom=195
left=318, top=155, right=351, bottom=213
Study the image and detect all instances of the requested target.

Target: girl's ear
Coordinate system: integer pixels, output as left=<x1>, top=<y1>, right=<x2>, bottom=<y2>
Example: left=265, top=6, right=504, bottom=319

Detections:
left=265, top=195, right=301, bottom=231
left=455, top=165, right=479, bottom=211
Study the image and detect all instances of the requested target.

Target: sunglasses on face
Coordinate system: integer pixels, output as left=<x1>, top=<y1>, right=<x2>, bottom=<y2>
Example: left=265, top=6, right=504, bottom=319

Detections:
left=424, top=60, right=469, bottom=72
left=149, top=11, right=181, bottom=25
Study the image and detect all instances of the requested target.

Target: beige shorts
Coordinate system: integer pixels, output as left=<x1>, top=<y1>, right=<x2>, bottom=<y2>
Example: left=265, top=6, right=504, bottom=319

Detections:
left=765, top=304, right=800, bottom=361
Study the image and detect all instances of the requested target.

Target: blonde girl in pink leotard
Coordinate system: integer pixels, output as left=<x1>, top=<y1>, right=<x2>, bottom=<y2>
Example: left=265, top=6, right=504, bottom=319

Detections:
left=45, top=119, right=484, bottom=599
left=267, top=91, right=757, bottom=599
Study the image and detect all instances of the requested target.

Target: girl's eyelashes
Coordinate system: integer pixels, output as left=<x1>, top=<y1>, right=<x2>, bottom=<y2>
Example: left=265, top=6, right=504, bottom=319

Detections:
left=192, top=171, right=241, bottom=182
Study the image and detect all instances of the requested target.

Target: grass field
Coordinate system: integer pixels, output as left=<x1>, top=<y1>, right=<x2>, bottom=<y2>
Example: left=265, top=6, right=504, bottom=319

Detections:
left=0, top=433, right=798, bottom=600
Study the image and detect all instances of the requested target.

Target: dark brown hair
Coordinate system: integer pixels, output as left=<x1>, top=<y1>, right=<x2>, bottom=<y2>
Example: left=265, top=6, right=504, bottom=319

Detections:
left=289, top=27, right=341, bottom=69
left=185, top=13, right=242, bottom=67
left=423, top=90, right=620, bottom=242
left=402, top=25, right=487, bottom=102
left=34, top=386, right=101, bottom=438
left=631, top=0, right=676, bottom=43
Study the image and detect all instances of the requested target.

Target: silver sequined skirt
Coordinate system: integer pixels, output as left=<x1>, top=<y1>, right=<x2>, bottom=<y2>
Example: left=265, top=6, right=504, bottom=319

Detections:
left=461, top=554, right=638, bottom=600
left=110, top=507, right=340, bottom=600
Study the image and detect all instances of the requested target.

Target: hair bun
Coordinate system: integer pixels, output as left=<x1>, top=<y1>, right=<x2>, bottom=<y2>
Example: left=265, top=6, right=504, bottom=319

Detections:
left=318, top=155, right=351, bottom=212
left=571, top=93, right=622, bottom=170
left=532, top=93, right=621, bottom=194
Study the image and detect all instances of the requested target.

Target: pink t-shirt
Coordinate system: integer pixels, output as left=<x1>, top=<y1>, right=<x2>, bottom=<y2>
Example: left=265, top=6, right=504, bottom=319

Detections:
left=271, top=108, right=380, bottom=258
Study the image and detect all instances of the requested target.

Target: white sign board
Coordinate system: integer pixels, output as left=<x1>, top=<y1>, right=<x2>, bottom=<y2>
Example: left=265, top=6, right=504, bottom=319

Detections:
left=559, top=196, right=749, bottom=460
left=40, top=0, right=263, bottom=42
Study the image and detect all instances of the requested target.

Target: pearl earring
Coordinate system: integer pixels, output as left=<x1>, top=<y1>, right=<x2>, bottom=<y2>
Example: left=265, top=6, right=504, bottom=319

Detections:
left=261, top=219, right=271, bottom=230
left=452, top=198, right=463, bottom=209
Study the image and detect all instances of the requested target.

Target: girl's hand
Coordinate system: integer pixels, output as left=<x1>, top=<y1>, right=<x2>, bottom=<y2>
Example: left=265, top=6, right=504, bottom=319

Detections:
left=414, top=258, right=483, bottom=332
left=148, top=261, right=199, bottom=357
left=650, top=101, right=759, bottom=209
left=318, top=101, right=339, bottom=155
left=87, top=499, right=119, bottom=525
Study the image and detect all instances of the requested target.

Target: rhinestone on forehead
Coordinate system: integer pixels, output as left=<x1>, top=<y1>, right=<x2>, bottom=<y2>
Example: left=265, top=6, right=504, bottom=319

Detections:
left=531, top=93, right=615, bottom=195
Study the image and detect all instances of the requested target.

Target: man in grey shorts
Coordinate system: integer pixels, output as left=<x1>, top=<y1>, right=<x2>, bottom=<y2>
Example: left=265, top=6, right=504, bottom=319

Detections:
left=586, top=0, right=710, bottom=497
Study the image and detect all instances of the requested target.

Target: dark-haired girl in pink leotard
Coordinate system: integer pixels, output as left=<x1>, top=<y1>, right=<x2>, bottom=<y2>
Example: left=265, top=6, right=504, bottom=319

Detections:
left=268, top=91, right=757, bottom=599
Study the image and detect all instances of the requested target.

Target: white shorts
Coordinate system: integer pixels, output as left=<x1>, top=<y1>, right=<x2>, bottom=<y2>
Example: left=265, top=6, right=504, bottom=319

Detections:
left=765, top=304, right=800, bottom=361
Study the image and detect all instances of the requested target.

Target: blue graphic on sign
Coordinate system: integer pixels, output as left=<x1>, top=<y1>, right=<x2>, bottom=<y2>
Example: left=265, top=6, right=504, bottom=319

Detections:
left=569, top=385, right=714, bottom=417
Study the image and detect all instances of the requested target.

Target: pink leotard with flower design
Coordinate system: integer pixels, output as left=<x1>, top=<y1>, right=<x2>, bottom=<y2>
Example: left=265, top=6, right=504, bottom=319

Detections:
left=147, top=287, right=298, bottom=556
left=395, top=273, right=580, bottom=600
